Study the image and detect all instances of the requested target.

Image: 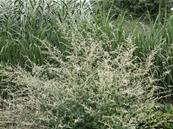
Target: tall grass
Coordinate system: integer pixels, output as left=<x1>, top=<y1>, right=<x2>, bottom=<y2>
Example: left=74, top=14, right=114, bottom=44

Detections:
left=1, top=0, right=173, bottom=128
left=0, top=0, right=81, bottom=66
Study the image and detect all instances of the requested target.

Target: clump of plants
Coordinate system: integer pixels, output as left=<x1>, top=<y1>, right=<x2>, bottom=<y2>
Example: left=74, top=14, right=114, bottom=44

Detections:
left=1, top=36, right=173, bottom=128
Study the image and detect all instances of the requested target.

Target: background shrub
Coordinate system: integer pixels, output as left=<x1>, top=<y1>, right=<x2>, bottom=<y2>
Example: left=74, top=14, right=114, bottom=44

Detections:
left=93, top=0, right=173, bottom=20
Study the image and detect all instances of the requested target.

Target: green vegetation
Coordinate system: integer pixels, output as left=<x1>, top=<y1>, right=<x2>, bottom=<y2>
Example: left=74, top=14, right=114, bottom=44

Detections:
left=94, top=0, right=173, bottom=19
left=0, top=0, right=173, bottom=128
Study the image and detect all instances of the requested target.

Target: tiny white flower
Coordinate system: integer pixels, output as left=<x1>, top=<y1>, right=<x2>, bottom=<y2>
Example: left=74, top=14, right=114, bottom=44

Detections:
left=171, top=8, right=173, bottom=11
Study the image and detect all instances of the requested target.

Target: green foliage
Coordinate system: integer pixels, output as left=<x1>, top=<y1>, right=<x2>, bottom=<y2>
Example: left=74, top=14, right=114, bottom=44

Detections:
left=94, top=0, right=173, bottom=20
left=0, top=0, right=74, bottom=66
